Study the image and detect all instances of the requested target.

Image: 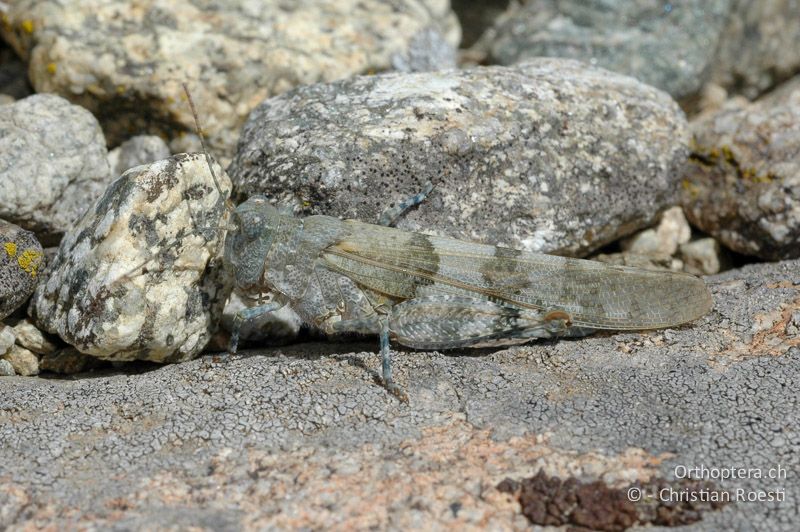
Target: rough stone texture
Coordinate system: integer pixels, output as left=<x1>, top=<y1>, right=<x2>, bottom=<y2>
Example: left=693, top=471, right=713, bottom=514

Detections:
left=0, top=259, right=797, bottom=528
left=0, top=94, right=110, bottom=243
left=0, top=219, right=44, bottom=319
left=1, top=344, right=38, bottom=376
left=710, top=0, right=800, bottom=99
left=621, top=206, right=692, bottom=259
left=230, top=59, right=689, bottom=256
left=11, top=318, right=57, bottom=355
left=0, top=324, right=14, bottom=355
left=680, top=238, right=728, bottom=276
left=0, top=358, right=14, bottom=376
left=107, top=135, right=171, bottom=178
left=391, top=27, right=457, bottom=73
left=29, top=153, right=232, bottom=363
left=483, top=0, right=800, bottom=104
left=0, top=0, right=459, bottom=157
left=682, top=78, right=800, bottom=260
left=483, top=0, right=732, bottom=101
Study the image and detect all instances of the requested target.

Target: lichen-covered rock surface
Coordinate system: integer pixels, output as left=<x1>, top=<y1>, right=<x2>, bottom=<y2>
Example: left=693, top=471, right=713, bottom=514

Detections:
left=682, top=78, right=800, bottom=260
left=0, top=219, right=44, bottom=319
left=0, top=94, right=110, bottom=243
left=0, top=259, right=798, bottom=528
left=230, top=59, right=689, bottom=257
left=483, top=0, right=732, bottom=101
left=29, top=153, right=232, bottom=363
left=0, top=0, right=459, bottom=156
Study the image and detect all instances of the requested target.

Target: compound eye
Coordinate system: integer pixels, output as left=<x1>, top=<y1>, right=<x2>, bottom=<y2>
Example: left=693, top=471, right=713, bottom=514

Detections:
left=241, top=215, right=262, bottom=239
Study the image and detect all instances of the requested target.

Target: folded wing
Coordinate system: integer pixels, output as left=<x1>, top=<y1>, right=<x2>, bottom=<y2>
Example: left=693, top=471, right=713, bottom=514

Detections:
left=322, top=221, right=713, bottom=330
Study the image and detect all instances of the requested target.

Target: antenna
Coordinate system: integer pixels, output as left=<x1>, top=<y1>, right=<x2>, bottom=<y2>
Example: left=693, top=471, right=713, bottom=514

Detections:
left=182, top=83, right=233, bottom=213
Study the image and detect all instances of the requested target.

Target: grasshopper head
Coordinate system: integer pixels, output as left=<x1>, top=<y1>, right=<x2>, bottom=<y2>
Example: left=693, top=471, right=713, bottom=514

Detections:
left=224, top=195, right=282, bottom=293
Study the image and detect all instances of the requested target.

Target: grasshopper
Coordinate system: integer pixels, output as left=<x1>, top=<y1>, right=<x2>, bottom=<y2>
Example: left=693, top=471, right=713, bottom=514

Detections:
left=184, top=89, right=713, bottom=401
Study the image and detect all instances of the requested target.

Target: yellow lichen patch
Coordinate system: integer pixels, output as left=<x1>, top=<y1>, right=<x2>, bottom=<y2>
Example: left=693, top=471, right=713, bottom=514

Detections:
left=17, top=249, right=43, bottom=278
left=46, top=62, right=57, bottom=75
left=681, top=179, right=700, bottom=199
left=3, top=242, right=17, bottom=257
left=21, top=19, right=34, bottom=33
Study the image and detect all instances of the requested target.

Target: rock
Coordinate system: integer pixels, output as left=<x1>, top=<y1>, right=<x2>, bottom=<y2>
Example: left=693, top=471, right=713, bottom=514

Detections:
left=709, top=0, right=800, bottom=99
left=391, top=28, right=457, bottom=73
left=0, top=258, right=798, bottom=529
left=1, top=344, right=39, bottom=376
left=221, top=292, right=303, bottom=347
left=0, top=94, right=110, bottom=243
left=0, top=324, right=15, bottom=355
left=29, top=153, right=232, bottom=363
left=681, top=78, right=800, bottom=260
left=11, top=318, right=57, bottom=355
left=680, top=238, right=727, bottom=276
left=0, top=0, right=459, bottom=157
left=0, top=220, right=44, bottom=319
left=621, top=206, right=692, bottom=258
left=0, top=358, right=14, bottom=376
left=484, top=0, right=732, bottom=101
left=39, top=347, right=97, bottom=374
left=108, top=135, right=171, bottom=178
left=230, top=59, right=689, bottom=257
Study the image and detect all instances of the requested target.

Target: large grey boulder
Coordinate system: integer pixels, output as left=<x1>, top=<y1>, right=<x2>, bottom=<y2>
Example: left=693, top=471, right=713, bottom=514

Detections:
left=484, top=0, right=800, bottom=103
left=0, top=94, right=110, bottom=243
left=0, top=0, right=460, bottom=157
left=29, top=154, right=232, bottom=363
left=229, top=59, right=689, bottom=257
left=484, top=0, right=732, bottom=101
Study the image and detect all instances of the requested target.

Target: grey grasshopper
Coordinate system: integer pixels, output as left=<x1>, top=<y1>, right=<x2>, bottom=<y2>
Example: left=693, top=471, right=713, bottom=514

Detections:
left=185, top=91, right=713, bottom=401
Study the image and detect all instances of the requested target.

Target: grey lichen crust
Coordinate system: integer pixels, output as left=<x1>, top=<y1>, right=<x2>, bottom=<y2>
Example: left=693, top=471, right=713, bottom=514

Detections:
left=682, top=79, right=800, bottom=260
left=29, top=153, right=232, bottom=363
left=0, top=0, right=459, bottom=156
left=0, top=220, right=44, bottom=319
left=230, top=58, right=689, bottom=257
left=0, top=259, right=797, bottom=529
left=0, top=94, right=110, bottom=242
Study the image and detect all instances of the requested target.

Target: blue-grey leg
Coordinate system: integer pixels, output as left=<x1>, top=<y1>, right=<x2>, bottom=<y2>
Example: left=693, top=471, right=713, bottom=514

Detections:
left=229, top=299, right=287, bottom=354
left=378, top=181, right=434, bottom=227
left=379, top=315, right=408, bottom=402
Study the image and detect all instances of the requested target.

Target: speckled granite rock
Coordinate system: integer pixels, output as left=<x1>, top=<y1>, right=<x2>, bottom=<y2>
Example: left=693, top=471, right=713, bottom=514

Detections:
left=1, top=344, right=38, bottom=376
left=391, top=27, right=457, bottom=73
left=29, top=153, right=232, bottom=362
left=107, top=135, right=171, bottom=178
left=0, top=325, right=14, bottom=355
left=0, top=94, right=110, bottom=243
left=484, top=0, right=732, bottom=101
left=0, top=220, right=44, bottom=319
left=682, top=78, right=800, bottom=260
left=0, top=259, right=797, bottom=529
left=11, top=318, right=57, bottom=355
left=0, top=0, right=459, bottom=156
left=230, top=59, right=689, bottom=256
left=0, top=358, right=14, bottom=376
